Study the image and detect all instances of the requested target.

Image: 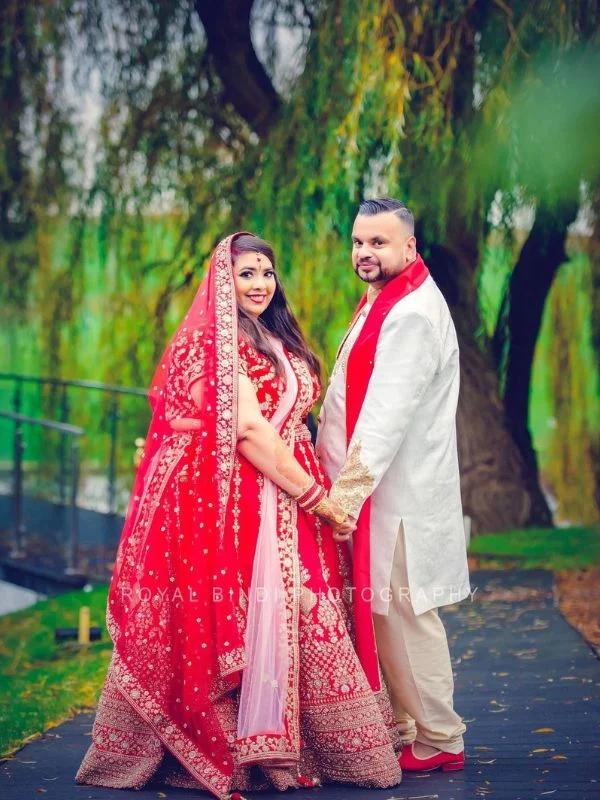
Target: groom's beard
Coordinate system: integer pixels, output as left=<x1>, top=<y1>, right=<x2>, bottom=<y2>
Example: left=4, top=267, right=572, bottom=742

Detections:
left=354, top=259, right=384, bottom=283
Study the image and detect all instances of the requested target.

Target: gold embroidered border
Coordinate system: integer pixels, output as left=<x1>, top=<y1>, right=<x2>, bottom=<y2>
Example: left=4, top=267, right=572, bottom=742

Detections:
left=330, top=439, right=375, bottom=519
left=214, top=236, right=238, bottom=542
left=107, top=640, right=232, bottom=799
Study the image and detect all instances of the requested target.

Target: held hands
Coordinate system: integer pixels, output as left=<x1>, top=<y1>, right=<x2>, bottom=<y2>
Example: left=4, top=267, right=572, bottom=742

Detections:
left=312, top=495, right=352, bottom=529
left=331, top=512, right=357, bottom=542
left=295, top=478, right=357, bottom=538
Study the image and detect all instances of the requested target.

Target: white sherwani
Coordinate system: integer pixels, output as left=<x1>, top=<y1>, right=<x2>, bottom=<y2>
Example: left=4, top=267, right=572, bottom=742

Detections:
left=316, top=275, right=470, bottom=616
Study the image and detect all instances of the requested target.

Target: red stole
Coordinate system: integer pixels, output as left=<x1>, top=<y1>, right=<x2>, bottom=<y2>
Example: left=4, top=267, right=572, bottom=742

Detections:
left=345, top=254, right=430, bottom=691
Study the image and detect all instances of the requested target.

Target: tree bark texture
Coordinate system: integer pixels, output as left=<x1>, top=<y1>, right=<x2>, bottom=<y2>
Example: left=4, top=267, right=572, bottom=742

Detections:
left=426, top=238, right=554, bottom=532
left=194, top=0, right=281, bottom=138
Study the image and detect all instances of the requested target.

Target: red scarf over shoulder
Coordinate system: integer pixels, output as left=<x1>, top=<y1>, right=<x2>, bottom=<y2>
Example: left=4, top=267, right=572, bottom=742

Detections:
left=345, top=254, right=429, bottom=692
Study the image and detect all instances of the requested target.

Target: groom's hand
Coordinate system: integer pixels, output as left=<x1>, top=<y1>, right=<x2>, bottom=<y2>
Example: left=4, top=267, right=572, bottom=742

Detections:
left=332, top=515, right=357, bottom=542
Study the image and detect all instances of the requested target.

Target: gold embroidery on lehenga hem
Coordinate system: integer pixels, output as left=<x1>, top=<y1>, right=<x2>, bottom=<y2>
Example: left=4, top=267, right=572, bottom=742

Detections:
left=330, top=439, right=375, bottom=519
left=297, top=594, right=401, bottom=788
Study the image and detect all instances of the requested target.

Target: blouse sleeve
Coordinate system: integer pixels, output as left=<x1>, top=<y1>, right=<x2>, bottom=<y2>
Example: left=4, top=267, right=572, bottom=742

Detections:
left=170, top=329, right=206, bottom=393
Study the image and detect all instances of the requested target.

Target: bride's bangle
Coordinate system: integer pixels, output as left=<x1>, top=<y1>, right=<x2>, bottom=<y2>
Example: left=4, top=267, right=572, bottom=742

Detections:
left=296, top=478, right=327, bottom=513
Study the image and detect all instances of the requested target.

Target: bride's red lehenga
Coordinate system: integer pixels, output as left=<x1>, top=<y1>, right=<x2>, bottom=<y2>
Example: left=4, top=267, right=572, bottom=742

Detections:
left=76, top=234, right=402, bottom=799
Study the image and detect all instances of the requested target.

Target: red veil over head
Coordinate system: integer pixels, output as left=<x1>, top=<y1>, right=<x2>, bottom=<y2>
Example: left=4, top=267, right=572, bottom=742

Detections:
left=106, top=233, right=255, bottom=797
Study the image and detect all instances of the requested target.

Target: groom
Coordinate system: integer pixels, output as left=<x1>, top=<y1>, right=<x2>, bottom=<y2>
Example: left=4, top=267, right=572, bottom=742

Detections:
left=316, top=197, right=470, bottom=772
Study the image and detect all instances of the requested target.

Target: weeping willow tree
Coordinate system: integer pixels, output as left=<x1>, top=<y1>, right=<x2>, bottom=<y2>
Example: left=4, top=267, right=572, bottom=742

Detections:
left=1, top=0, right=599, bottom=531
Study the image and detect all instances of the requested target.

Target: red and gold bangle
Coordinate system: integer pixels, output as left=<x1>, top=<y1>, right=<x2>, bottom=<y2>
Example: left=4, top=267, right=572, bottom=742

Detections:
left=295, top=478, right=320, bottom=507
left=302, top=486, right=327, bottom=514
left=296, top=479, right=327, bottom=513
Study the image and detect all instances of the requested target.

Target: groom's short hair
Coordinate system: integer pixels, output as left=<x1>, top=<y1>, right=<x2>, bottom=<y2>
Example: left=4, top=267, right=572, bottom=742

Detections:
left=358, top=197, right=414, bottom=235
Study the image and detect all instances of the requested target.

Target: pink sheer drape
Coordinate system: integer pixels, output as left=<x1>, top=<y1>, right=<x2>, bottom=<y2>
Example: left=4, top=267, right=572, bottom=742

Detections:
left=237, top=340, right=298, bottom=738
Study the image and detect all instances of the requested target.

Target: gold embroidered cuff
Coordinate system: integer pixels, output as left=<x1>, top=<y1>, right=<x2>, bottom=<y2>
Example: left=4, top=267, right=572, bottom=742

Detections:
left=329, top=440, right=376, bottom=519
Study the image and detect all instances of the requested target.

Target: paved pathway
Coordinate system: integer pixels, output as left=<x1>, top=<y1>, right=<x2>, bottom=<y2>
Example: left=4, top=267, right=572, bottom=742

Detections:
left=1, top=569, right=599, bottom=799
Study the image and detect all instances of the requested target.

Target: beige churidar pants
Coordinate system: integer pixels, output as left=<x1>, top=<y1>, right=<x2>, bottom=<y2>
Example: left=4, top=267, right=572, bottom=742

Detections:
left=372, top=523, right=466, bottom=754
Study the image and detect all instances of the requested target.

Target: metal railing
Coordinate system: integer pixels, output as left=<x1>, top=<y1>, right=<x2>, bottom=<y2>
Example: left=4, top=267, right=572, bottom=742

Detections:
left=0, top=373, right=147, bottom=514
left=0, top=411, right=85, bottom=574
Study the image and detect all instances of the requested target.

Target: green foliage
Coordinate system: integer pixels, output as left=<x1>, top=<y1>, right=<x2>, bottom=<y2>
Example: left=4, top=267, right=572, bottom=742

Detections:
left=0, top=0, right=82, bottom=300
left=1, top=0, right=599, bottom=518
left=541, top=252, right=600, bottom=523
left=469, top=525, right=600, bottom=570
left=0, top=584, right=111, bottom=758
left=478, top=239, right=600, bottom=524
left=3, top=0, right=598, bottom=369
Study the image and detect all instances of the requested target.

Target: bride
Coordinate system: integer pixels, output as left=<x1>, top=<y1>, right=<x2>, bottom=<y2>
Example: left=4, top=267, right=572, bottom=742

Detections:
left=76, top=232, right=402, bottom=799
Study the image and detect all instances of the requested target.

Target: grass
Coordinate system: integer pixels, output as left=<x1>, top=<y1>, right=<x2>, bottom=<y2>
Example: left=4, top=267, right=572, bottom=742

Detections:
left=0, top=525, right=598, bottom=758
left=468, top=525, right=600, bottom=570
left=0, top=583, right=111, bottom=759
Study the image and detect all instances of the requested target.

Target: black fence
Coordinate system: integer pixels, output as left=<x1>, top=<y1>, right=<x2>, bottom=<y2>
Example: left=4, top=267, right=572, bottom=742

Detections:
left=1, top=410, right=84, bottom=574
left=0, top=373, right=148, bottom=515
left=0, top=375, right=150, bottom=591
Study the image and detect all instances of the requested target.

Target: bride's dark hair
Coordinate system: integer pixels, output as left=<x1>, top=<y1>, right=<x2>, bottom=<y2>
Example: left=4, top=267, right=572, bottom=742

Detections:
left=231, top=233, right=321, bottom=379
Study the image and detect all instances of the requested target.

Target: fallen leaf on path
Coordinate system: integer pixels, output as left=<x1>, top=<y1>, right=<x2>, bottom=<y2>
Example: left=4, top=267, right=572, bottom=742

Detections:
left=386, top=795, right=438, bottom=799
left=512, top=648, right=538, bottom=659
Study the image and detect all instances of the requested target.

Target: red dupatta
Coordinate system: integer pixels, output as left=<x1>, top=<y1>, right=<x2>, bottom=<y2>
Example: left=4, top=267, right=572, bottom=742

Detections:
left=106, top=233, right=256, bottom=798
left=345, top=255, right=429, bottom=692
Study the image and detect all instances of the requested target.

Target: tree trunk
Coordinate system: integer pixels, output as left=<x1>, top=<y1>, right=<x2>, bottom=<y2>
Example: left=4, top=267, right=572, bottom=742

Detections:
left=194, top=0, right=281, bottom=138
left=457, top=335, right=551, bottom=532
left=0, top=3, right=34, bottom=241
left=492, top=201, right=579, bottom=509
left=425, top=240, right=553, bottom=533
left=414, top=2, right=550, bottom=531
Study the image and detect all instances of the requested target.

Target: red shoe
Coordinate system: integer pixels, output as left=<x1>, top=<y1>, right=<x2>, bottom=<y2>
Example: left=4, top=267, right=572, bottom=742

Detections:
left=297, top=775, right=321, bottom=788
left=399, top=743, right=465, bottom=772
